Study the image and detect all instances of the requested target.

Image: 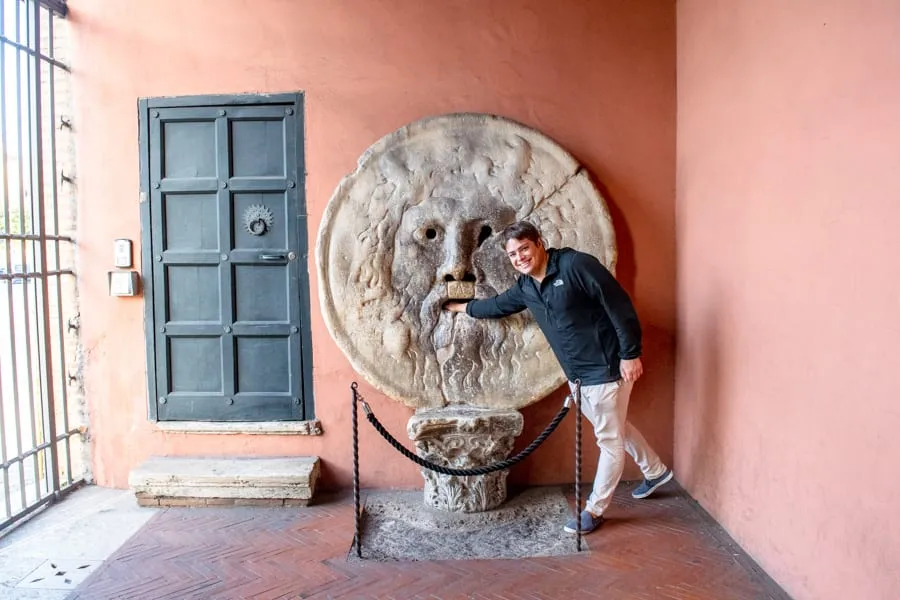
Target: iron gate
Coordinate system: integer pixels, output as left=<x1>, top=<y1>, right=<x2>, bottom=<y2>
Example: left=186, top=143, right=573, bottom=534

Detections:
left=0, top=0, right=85, bottom=533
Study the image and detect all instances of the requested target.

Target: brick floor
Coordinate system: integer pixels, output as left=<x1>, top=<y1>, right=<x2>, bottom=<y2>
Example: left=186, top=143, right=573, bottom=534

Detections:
left=68, top=483, right=790, bottom=600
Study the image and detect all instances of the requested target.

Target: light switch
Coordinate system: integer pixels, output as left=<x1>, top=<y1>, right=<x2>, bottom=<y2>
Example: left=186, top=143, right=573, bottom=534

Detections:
left=108, top=271, right=139, bottom=297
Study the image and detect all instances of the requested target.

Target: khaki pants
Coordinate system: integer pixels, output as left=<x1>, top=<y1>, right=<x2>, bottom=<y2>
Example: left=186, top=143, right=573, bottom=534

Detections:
left=572, top=380, right=667, bottom=516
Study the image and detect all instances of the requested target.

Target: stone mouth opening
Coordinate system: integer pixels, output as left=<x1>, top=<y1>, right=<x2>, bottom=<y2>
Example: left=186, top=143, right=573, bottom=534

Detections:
left=446, top=281, right=476, bottom=300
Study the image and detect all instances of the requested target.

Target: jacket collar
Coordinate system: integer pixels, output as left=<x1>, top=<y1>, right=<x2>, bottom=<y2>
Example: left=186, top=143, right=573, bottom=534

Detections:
left=543, top=247, right=561, bottom=280
left=521, top=247, right=560, bottom=288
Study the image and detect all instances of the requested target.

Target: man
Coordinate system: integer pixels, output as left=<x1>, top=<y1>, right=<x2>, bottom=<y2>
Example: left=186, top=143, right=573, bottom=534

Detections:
left=444, top=221, right=673, bottom=534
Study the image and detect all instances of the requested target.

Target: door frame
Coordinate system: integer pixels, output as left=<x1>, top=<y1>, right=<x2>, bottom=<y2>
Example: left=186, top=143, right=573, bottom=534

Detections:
left=137, top=92, right=314, bottom=421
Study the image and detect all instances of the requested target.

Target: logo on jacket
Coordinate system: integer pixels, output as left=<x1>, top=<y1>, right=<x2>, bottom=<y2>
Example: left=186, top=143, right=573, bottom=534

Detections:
left=553, top=279, right=564, bottom=287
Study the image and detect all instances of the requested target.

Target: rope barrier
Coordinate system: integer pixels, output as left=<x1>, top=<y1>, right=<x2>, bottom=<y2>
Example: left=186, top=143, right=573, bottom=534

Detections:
left=350, top=380, right=583, bottom=556
left=359, top=395, right=571, bottom=477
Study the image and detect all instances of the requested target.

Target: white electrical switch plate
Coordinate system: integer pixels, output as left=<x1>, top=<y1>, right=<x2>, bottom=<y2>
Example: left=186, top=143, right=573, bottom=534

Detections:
left=114, top=239, right=132, bottom=268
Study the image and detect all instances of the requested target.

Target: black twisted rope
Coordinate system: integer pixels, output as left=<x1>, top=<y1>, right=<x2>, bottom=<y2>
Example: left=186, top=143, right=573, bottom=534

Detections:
left=574, top=379, right=583, bottom=552
left=362, top=399, right=571, bottom=477
left=351, top=382, right=362, bottom=558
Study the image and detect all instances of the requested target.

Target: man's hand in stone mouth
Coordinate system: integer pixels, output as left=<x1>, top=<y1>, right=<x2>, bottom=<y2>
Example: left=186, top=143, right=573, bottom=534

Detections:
left=443, top=300, right=470, bottom=313
left=446, top=280, right=476, bottom=300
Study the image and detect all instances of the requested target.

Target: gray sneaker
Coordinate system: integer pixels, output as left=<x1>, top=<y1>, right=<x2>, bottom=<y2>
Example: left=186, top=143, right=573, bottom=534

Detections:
left=632, top=469, right=674, bottom=499
left=563, top=510, right=604, bottom=534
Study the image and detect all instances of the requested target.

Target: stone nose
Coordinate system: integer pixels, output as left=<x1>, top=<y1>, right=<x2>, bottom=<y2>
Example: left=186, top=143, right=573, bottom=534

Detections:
left=441, top=252, right=477, bottom=299
left=443, top=270, right=476, bottom=283
left=439, top=239, right=477, bottom=284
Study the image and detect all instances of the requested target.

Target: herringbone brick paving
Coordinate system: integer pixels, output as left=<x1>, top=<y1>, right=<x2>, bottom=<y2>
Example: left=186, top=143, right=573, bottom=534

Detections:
left=68, top=483, right=790, bottom=600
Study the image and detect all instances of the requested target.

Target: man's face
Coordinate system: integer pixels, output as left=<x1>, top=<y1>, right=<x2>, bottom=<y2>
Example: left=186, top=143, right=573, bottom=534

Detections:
left=505, top=237, right=547, bottom=276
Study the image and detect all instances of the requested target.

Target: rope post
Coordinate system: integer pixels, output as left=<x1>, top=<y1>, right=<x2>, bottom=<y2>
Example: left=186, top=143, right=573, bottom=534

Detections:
left=574, top=379, right=583, bottom=552
left=351, top=382, right=362, bottom=559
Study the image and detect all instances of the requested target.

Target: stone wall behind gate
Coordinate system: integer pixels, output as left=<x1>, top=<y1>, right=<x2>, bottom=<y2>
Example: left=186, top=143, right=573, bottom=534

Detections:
left=68, top=0, right=676, bottom=491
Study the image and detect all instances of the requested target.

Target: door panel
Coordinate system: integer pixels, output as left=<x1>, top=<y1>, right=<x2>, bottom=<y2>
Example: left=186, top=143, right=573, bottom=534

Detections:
left=143, top=96, right=309, bottom=421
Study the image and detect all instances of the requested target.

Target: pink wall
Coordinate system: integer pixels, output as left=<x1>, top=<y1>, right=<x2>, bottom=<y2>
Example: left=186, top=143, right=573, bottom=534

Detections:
left=676, top=1, right=900, bottom=599
left=68, top=1, right=675, bottom=491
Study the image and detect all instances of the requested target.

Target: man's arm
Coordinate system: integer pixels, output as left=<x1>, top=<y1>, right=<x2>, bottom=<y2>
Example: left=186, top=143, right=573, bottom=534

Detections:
left=571, top=252, right=642, bottom=360
left=444, top=281, right=528, bottom=318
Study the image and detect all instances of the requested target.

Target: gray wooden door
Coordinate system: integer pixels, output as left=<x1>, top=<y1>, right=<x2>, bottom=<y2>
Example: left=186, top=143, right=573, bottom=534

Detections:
left=140, top=94, right=312, bottom=421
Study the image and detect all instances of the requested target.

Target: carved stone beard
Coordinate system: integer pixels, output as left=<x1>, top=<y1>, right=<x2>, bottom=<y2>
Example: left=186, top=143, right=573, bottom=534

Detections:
left=415, top=285, right=523, bottom=405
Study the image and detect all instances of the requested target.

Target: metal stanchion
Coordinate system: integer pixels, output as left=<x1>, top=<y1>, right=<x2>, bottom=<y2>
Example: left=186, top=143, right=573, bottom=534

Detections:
left=574, top=379, right=583, bottom=552
left=351, top=382, right=362, bottom=558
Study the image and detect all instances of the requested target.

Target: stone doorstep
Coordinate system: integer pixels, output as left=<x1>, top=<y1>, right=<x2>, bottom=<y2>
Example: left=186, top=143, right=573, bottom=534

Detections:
left=135, top=494, right=311, bottom=508
left=129, top=456, right=320, bottom=504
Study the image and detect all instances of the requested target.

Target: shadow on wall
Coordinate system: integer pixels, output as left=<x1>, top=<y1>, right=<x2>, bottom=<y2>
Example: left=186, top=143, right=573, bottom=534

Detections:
left=585, top=167, right=636, bottom=293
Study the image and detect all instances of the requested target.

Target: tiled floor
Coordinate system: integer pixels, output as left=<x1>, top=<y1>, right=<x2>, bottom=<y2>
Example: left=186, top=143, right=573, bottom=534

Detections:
left=67, top=483, right=790, bottom=600
left=0, top=486, right=157, bottom=600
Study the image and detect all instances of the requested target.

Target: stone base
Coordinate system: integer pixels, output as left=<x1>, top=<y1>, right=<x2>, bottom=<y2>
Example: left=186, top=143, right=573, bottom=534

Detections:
left=128, top=456, right=320, bottom=505
left=407, top=407, right=523, bottom=513
left=352, top=487, right=584, bottom=561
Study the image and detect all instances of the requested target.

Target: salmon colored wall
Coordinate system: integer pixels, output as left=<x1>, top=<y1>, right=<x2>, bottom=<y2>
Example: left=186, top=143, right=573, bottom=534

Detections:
left=68, top=0, right=675, bottom=492
left=676, top=1, right=900, bottom=599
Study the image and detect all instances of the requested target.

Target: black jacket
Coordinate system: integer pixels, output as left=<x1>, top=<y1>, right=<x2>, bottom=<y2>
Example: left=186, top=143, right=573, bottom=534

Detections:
left=466, top=247, right=642, bottom=385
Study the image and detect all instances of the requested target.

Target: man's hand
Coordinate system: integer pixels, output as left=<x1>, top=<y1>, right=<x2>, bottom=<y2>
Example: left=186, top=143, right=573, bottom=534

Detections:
left=443, top=301, right=469, bottom=313
left=620, top=358, right=643, bottom=383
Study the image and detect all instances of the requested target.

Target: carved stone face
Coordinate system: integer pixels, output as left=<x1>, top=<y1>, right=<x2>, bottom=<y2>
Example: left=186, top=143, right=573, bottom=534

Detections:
left=317, top=114, right=617, bottom=409
left=392, top=193, right=519, bottom=405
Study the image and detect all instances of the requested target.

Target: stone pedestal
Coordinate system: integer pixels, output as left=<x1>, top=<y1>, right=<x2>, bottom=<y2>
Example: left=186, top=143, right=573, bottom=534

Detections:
left=407, top=407, right=524, bottom=513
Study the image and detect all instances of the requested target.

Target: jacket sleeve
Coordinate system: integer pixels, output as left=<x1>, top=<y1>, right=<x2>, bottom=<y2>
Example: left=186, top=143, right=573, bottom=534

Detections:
left=571, top=253, right=643, bottom=359
left=465, top=280, right=528, bottom=319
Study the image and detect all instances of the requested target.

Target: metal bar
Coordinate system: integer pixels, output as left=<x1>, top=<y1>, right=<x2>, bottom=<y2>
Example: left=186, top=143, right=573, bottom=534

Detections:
left=23, top=0, right=31, bottom=49
left=37, top=0, right=67, bottom=17
left=0, top=430, right=81, bottom=485
left=0, top=34, right=70, bottom=71
left=352, top=382, right=361, bottom=558
left=22, top=0, right=46, bottom=505
left=34, top=0, right=62, bottom=500
left=0, top=234, right=74, bottom=242
left=46, top=10, right=73, bottom=488
left=0, top=345, right=8, bottom=519
left=575, top=379, right=582, bottom=552
left=0, top=270, right=74, bottom=281
left=8, top=0, right=30, bottom=512
left=0, top=422, right=81, bottom=471
left=0, top=0, right=14, bottom=520
left=1, top=440, right=53, bottom=470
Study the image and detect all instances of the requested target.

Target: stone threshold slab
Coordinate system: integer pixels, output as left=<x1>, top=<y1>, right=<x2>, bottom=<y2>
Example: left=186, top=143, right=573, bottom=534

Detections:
left=135, top=495, right=312, bottom=508
left=155, top=420, right=322, bottom=435
left=129, top=456, right=320, bottom=501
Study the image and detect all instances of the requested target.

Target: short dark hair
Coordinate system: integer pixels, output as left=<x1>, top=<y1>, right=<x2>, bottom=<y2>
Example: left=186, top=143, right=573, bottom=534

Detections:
left=500, top=221, right=542, bottom=247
